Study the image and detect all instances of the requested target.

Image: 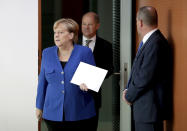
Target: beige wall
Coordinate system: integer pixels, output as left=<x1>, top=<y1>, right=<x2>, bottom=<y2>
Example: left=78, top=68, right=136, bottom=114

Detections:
left=136, top=0, right=187, bottom=131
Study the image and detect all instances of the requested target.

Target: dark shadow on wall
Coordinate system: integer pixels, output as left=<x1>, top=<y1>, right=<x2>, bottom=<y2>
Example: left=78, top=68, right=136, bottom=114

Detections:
left=165, top=9, right=174, bottom=131
left=131, top=1, right=137, bottom=131
left=41, top=0, right=89, bottom=50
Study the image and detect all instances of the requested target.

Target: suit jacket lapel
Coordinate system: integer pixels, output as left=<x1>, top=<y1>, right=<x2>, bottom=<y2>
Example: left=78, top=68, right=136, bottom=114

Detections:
left=93, top=36, right=99, bottom=56
left=135, top=30, right=160, bottom=60
left=131, top=30, right=160, bottom=74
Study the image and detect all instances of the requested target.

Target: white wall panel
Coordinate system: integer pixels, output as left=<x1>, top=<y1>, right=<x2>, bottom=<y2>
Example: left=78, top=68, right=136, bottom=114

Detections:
left=0, top=0, right=38, bottom=130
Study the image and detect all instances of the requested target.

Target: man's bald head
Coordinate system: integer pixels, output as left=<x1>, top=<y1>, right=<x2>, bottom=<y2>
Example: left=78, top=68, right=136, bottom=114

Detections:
left=82, top=12, right=100, bottom=24
left=137, top=6, right=158, bottom=27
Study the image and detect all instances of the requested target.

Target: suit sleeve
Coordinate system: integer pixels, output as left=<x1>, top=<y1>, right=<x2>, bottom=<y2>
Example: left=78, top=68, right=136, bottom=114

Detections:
left=105, top=43, right=114, bottom=78
left=125, top=42, right=160, bottom=103
left=36, top=50, right=48, bottom=110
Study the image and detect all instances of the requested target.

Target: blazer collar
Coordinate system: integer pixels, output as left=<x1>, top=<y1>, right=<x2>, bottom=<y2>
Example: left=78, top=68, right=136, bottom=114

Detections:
left=54, top=44, right=77, bottom=72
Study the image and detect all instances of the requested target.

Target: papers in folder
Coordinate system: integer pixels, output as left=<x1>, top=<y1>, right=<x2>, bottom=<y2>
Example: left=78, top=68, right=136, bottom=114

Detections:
left=71, top=62, right=108, bottom=92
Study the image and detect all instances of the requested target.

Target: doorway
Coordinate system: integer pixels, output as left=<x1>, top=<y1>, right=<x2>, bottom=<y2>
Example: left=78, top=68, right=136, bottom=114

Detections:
left=38, top=0, right=124, bottom=131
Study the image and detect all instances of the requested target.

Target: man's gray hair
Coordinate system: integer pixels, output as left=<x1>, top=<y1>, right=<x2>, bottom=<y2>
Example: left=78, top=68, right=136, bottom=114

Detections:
left=137, top=6, right=158, bottom=26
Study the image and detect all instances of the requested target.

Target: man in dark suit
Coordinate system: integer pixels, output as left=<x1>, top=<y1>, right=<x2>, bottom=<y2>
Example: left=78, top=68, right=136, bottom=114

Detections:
left=122, top=6, right=170, bottom=131
left=79, top=12, right=113, bottom=131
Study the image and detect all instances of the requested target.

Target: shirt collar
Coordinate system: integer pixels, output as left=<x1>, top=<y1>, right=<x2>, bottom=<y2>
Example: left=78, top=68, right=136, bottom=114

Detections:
left=83, top=35, right=96, bottom=44
left=142, top=28, right=158, bottom=44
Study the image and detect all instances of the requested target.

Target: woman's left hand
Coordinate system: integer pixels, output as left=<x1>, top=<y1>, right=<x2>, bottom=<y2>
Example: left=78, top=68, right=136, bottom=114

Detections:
left=36, top=108, right=43, bottom=120
left=79, top=83, right=89, bottom=91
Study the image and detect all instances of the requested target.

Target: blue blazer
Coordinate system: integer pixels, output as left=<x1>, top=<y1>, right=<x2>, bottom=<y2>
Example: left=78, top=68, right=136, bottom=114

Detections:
left=36, top=44, right=96, bottom=121
left=125, top=30, right=170, bottom=122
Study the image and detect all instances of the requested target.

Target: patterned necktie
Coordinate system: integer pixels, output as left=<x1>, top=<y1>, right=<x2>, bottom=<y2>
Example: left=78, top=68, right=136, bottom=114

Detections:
left=85, top=40, right=92, bottom=47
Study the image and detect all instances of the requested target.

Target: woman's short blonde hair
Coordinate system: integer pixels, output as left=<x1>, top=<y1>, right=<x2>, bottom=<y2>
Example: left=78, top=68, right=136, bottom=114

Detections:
left=53, top=18, right=79, bottom=43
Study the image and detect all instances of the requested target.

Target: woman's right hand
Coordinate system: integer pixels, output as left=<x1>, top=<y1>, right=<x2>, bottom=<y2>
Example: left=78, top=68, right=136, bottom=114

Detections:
left=79, top=83, right=89, bottom=91
left=36, top=108, right=43, bottom=120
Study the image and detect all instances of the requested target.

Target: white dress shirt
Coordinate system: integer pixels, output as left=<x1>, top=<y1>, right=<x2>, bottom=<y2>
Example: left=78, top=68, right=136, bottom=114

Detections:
left=142, top=28, right=158, bottom=45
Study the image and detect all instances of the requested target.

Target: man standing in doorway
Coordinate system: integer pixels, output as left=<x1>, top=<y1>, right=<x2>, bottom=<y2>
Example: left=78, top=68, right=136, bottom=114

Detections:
left=123, top=6, right=170, bottom=131
left=79, top=12, right=114, bottom=131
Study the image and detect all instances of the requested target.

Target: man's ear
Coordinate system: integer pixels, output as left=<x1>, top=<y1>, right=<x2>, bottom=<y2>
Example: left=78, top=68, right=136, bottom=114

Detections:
left=140, top=19, right=143, bottom=27
left=96, top=23, right=100, bottom=30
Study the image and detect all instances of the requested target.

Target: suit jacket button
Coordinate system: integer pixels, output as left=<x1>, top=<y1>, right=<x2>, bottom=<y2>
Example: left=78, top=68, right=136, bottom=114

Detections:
left=61, top=81, right=64, bottom=84
left=62, top=90, right=64, bottom=94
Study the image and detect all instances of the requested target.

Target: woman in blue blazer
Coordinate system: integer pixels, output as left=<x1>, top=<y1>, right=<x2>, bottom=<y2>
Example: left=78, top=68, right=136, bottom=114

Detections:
left=36, top=18, right=96, bottom=131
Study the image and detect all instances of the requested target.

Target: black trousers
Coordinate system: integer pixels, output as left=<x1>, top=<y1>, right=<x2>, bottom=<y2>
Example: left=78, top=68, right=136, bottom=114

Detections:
left=92, top=108, right=99, bottom=131
left=135, top=121, right=163, bottom=131
left=44, top=116, right=96, bottom=131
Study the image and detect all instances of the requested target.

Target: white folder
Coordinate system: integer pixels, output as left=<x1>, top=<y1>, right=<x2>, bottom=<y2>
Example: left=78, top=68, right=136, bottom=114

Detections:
left=70, top=62, right=108, bottom=92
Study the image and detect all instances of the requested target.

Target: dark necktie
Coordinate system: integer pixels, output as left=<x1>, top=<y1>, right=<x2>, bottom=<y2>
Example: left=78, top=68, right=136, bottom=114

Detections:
left=85, top=40, right=92, bottom=47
